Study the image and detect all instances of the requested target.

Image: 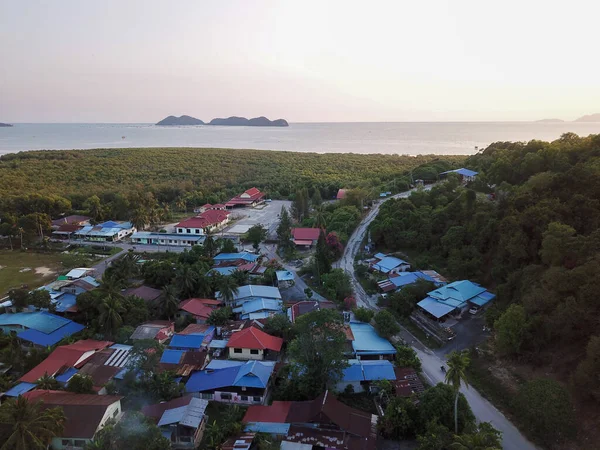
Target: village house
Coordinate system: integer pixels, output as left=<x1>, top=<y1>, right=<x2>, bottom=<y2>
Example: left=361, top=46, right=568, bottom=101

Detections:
left=439, top=167, right=479, bottom=183
left=243, top=391, right=378, bottom=450
left=0, top=311, right=85, bottom=347
left=123, top=285, right=163, bottom=304
left=226, top=326, right=283, bottom=360
left=275, top=271, right=295, bottom=289
left=51, top=215, right=91, bottom=230
left=75, top=221, right=135, bottom=242
left=130, top=231, right=205, bottom=247
left=159, top=349, right=209, bottom=377
left=51, top=224, right=84, bottom=240
left=216, top=284, right=282, bottom=307
left=23, top=390, right=123, bottom=450
left=349, top=322, right=397, bottom=360
left=416, top=280, right=495, bottom=320
left=377, top=270, right=446, bottom=294
left=369, top=253, right=411, bottom=274
left=175, top=209, right=230, bottom=236
left=130, top=320, right=175, bottom=343
left=142, top=396, right=209, bottom=449
left=185, top=360, right=276, bottom=404
left=334, top=359, right=396, bottom=393
left=287, top=300, right=337, bottom=323
left=232, top=298, right=283, bottom=320
left=177, top=298, right=222, bottom=324
left=291, top=228, right=321, bottom=248
left=225, top=187, right=266, bottom=208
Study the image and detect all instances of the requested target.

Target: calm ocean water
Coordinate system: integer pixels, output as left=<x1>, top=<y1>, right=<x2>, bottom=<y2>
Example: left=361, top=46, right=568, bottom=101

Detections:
left=0, top=122, right=599, bottom=156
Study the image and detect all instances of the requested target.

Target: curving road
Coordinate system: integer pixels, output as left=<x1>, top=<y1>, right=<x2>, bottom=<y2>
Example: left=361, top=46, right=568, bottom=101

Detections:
left=334, top=186, right=537, bottom=450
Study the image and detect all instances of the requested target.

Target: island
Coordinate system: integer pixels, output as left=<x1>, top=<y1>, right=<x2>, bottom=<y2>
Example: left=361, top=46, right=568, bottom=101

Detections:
left=574, top=113, right=600, bottom=122
left=536, top=118, right=564, bottom=123
left=209, top=116, right=289, bottom=127
left=0, top=122, right=13, bottom=127
left=156, top=115, right=204, bottom=126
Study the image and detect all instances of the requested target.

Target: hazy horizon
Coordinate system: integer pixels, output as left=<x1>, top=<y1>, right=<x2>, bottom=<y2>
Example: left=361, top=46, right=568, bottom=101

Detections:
left=2, top=0, right=599, bottom=123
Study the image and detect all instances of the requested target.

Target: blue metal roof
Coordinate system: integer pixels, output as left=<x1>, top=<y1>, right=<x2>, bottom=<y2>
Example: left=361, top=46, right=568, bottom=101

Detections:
left=341, top=360, right=364, bottom=382
left=218, top=285, right=282, bottom=302
left=206, top=360, right=244, bottom=369
left=349, top=322, right=397, bottom=355
left=17, top=320, right=85, bottom=346
left=55, top=367, right=79, bottom=383
left=0, top=311, right=71, bottom=334
left=374, top=253, right=387, bottom=260
left=428, top=280, right=488, bottom=308
left=233, top=299, right=282, bottom=315
left=390, top=271, right=434, bottom=289
left=361, top=360, right=396, bottom=381
left=245, top=423, right=290, bottom=435
left=470, top=291, right=496, bottom=307
left=5, top=382, right=37, bottom=397
left=276, top=270, right=295, bottom=282
left=372, top=256, right=408, bottom=274
left=214, top=252, right=259, bottom=263
left=80, top=276, right=100, bottom=287
left=161, top=349, right=185, bottom=364
left=233, top=361, right=274, bottom=388
left=169, top=334, right=204, bottom=350
left=208, top=339, right=229, bottom=349
left=186, top=361, right=274, bottom=392
left=417, top=296, right=456, bottom=319
left=52, top=293, right=77, bottom=313
left=210, top=267, right=238, bottom=276
left=440, top=168, right=479, bottom=177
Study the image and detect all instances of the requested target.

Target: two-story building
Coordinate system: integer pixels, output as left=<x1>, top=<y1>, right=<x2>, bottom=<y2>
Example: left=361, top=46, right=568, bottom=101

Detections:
left=175, top=210, right=230, bottom=236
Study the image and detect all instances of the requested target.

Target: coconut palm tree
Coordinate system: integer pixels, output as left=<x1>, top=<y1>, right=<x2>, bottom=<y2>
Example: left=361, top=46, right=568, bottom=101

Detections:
left=0, top=396, right=66, bottom=450
left=314, top=204, right=327, bottom=229
left=445, top=350, right=471, bottom=434
left=98, top=296, right=126, bottom=337
left=174, top=266, right=199, bottom=299
left=161, top=284, right=180, bottom=320
left=36, top=373, right=61, bottom=390
left=217, top=276, right=239, bottom=307
left=203, top=230, right=217, bottom=258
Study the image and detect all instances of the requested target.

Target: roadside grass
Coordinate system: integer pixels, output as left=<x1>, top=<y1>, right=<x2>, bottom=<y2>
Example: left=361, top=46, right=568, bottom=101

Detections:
left=72, top=245, right=123, bottom=256
left=397, top=316, right=442, bottom=349
left=0, top=250, right=65, bottom=294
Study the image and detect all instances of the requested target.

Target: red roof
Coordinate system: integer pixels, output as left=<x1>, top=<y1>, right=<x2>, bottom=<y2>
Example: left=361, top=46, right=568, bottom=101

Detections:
left=212, top=204, right=226, bottom=209
left=202, top=203, right=212, bottom=208
left=336, top=189, right=347, bottom=200
left=226, top=327, right=283, bottom=352
left=52, top=215, right=90, bottom=227
left=292, top=228, right=321, bottom=241
left=179, top=298, right=218, bottom=319
left=243, top=401, right=292, bottom=423
left=176, top=210, right=230, bottom=229
left=55, top=224, right=82, bottom=233
left=226, top=187, right=265, bottom=206
left=20, top=340, right=113, bottom=383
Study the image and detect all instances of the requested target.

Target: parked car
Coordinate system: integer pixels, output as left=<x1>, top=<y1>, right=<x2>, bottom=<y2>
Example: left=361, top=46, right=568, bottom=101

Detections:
left=469, top=306, right=480, bottom=315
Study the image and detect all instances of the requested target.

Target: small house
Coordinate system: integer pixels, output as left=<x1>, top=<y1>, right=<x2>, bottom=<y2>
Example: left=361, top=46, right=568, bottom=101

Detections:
left=225, top=187, right=265, bottom=208
left=130, top=321, right=174, bottom=343
left=416, top=280, right=495, bottom=321
left=226, top=327, right=283, bottom=360
left=177, top=298, right=222, bottom=324
left=369, top=253, right=410, bottom=274
left=291, top=228, right=321, bottom=248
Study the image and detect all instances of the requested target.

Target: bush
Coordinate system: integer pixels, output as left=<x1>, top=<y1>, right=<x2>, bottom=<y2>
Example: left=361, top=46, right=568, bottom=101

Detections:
left=374, top=310, right=400, bottom=338
left=513, top=378, right=576, bottom=446
left=353, top=307, right=374, bottom=323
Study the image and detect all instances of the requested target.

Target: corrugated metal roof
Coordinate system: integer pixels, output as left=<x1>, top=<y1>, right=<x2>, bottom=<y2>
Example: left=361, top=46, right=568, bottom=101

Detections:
left=233, top=361, right=274, bottom=388
left=18, top=321, right=85, bottom=346
left=169, top=334, right=204, bottom=349
left=214, top=252, right=259, bottom=262
left=186, top=361, right=275, bottom=392
left=206, top=360, right=245, bottom=369
left=161, top=349, right=185, bottom=364
left=245, top=422, right=290, bottom=435
left=233, top=299, right=282, bottom=315
left=55, top=367, right=79, bottom=383
left=417, top=296, right=456, bottom=319
left=276, top=271, right=295, bottom=282
left=208, top=339, right=229, bottom=349
left=158, top=397, right=208, bottom=428
left=372, top=256, right=408, bottom=273
left=218, top=285, right=281, bottom=302
left=52, top=293, right=77, bottom=313
left=0, top=311, right=71, bottom=334
left=5, top=382, right=37, bottom=397
left=349, top=322, right=397, bottom=355
left=341, top=360, right=364, bottom=382
left=361, top=360, right=396, bottom=381
left=105, top=344, right=132, bottom=367
left=470, top=291, right=496, bottom=306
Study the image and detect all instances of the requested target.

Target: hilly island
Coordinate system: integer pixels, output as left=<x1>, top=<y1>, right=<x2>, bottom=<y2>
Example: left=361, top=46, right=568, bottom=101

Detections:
left=156, top=115, right=288, bottom=127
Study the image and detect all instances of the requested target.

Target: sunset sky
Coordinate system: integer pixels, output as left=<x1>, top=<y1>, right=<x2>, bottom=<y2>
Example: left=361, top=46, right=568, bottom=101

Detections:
left=1, top=0, right=599, bottom=122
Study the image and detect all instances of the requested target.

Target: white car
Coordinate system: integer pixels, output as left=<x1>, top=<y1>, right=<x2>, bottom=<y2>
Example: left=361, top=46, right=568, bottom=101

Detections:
left=469, top=307, right=480, bottom=315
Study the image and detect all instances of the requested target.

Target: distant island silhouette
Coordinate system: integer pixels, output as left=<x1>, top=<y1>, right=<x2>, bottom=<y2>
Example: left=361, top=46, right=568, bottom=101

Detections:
left=156, top=115, right=204, bottom=126
left=574, top=113, right=600, bottom=122
left=0, top=122, right=13, bottom=127
left=156, top=115, right=288, bottom=127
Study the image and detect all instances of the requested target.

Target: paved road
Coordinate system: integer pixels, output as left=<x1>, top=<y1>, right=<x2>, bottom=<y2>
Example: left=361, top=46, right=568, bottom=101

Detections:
left=260, top=243, right=326, bottom=302
left=334, top=186, right=537, bottom=450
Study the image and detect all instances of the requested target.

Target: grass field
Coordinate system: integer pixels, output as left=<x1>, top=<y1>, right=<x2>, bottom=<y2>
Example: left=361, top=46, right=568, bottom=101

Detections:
left=0, top=250, right=67, bottom=294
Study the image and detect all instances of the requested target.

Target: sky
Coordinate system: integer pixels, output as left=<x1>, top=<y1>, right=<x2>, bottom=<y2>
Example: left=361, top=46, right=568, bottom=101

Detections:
left=1, top=0, right=599, bottom=123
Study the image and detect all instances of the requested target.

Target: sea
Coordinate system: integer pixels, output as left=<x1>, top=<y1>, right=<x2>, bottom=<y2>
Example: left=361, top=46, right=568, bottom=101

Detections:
left=1, top=122, right=599, bottom=157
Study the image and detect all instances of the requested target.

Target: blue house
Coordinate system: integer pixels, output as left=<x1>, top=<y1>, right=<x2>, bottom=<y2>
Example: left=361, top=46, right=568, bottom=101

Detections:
left=185, top=360, right=275, bottom=405
left=370, top=254, right=410, bottom=274
left=233, top=299, right=283, bottom=320
left=213, top=252, right=259, bottom=264
left=0, top=312, right=85, bottom=347
left=349, top=322, right=397, bottom=360
left=439, top=168, right=478, bottom=182
left=216, top=285, right=282, bottom=307
left=417, top=280, right=495, bottom=320
left=335, top=359, right=396, bottom=393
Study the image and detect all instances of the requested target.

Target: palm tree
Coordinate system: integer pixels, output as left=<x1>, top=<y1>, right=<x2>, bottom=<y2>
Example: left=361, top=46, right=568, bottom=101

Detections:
left=314, top=204, right=327, bottom=229
left=174, top=266, right=199, bottom=299
left=217, top=276, right=239, bottom=306
left=98, top=296, right=126, bottom=337
left=0, top=396, right=66, bottom=450
left=161, top=284, right=180, bottom=320
left=203, top=230, right=217, bottom=258
left=130, top=208, right=148, bottom=231
left=231, top=269, right=249, bottom=286
left=445, top=350, right=471, bottom=434
left=36, top=373, right=60, bottom=390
